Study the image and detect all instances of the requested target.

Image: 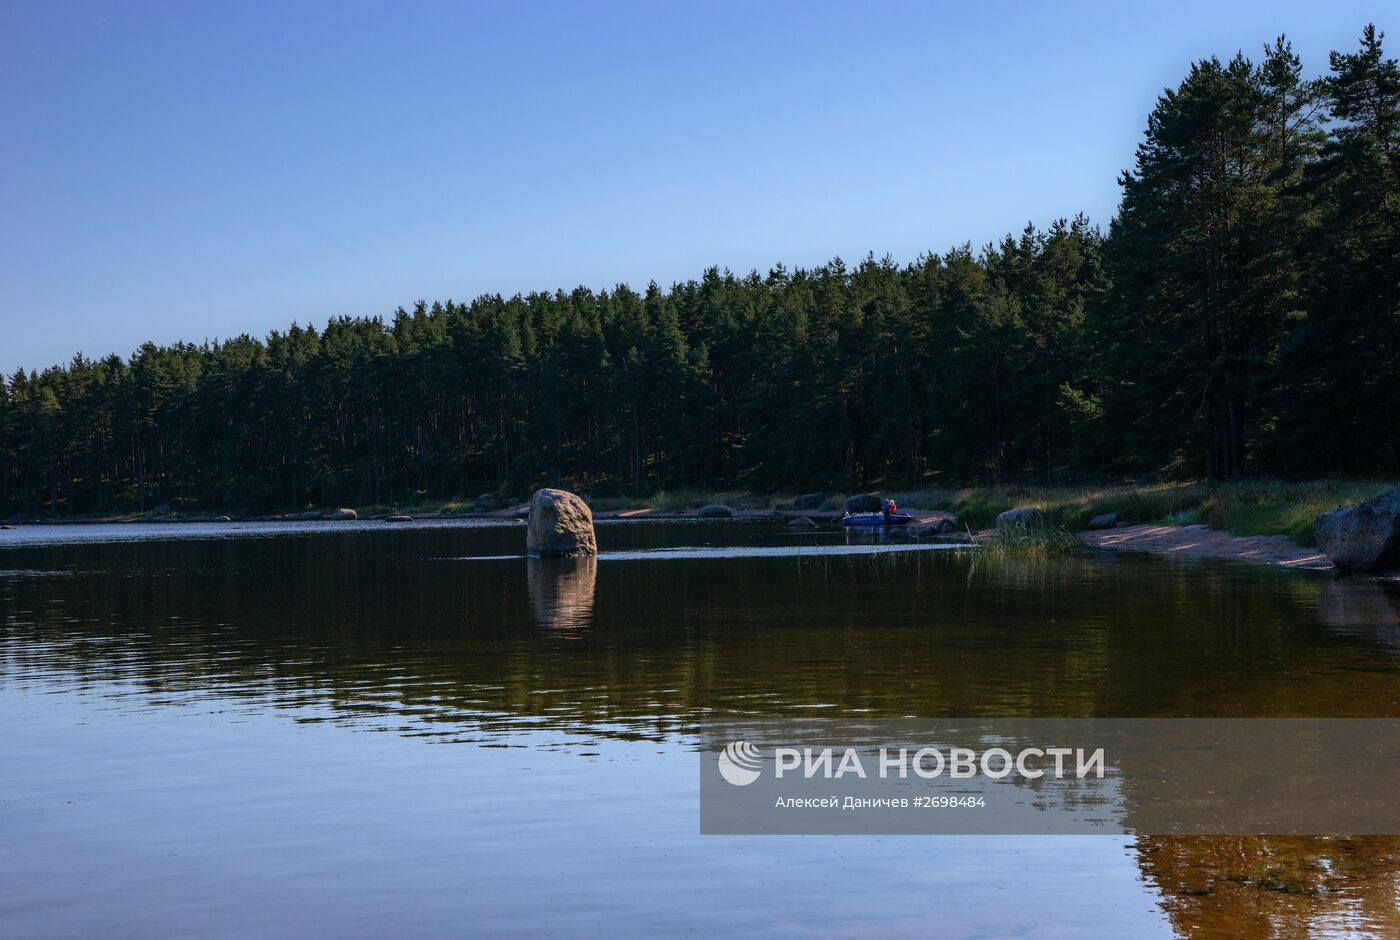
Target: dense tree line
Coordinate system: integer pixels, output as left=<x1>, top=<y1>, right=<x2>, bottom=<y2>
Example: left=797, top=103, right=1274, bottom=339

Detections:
left=2, top=28, right=1397, bottom=515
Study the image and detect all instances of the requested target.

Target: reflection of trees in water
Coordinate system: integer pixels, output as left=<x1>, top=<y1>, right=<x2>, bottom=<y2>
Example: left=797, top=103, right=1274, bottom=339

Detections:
left=1138, top=835, right=1400, bottom=938
left=7, top=536, right=1400, bottom=930
left=527, top=556, right=597, bottom=633
left=6, top=539, right=1400, bottom=730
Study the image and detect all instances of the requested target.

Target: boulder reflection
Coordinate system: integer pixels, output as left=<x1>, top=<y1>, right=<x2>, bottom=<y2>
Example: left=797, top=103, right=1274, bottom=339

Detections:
left=1318, top=578, right=1400, bottom=650
left=527, top=555, right=597, bottom=633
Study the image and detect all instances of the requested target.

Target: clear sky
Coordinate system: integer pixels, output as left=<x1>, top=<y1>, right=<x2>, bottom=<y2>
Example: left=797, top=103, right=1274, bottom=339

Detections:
left=1, top=1, right=1392, bottom=375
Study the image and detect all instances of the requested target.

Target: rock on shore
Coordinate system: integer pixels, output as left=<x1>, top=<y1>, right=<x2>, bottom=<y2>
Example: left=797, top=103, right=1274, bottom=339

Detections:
left=527, top=488, right=597, bottom=557
left=996, top=507, right=1045, bottom=528
left=843, top=494, right=883, bottom=513
left=1315, top=488, right=1400, bottom=573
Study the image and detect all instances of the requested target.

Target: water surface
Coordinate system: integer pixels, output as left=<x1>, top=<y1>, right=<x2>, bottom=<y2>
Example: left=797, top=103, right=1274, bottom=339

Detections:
left=3, top=521, right=1400, bottom=937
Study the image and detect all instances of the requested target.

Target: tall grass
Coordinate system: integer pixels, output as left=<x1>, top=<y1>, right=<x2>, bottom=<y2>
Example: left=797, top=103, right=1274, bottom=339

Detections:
left=940, top=482, right=1207, bottom=531
left=980, top=521, right=1084, bottom=557
left=1201, top=480, right=1393, bottom=546
left=588, top=488, right=763, bottom=513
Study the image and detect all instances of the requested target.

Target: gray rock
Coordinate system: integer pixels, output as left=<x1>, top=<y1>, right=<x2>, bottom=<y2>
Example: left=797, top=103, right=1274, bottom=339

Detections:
left=214, top=515, right=232, bottom=523
left=697, top=504, right=734, bottom=518
left=386, top=514, right=414, bottom=522
left=794, top=493, right=825, bottom=510
left=996, top=507, right=1045, bottom=529
left=929, top=517, right=958, bottom=534
left=1315, top=488, right=1400, bottom=573
left=0, top=524, right=15, bottom=530
left=474, top=493, right=506, bottom=513
left=328, top=508, right=357, bottom=521
left=843, top=494, right=883, bottom=513
left=786, top=516, right=819, bottom=529
left=527, top=488, right=597, bottom=557
left=299, top=510, right=323, bottom=520
left=1087, top=512, right=1120, bottom=530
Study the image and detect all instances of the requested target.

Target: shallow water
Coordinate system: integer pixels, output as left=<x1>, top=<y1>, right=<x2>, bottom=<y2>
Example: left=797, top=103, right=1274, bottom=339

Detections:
left=3, top=521, right=1400, bottom=936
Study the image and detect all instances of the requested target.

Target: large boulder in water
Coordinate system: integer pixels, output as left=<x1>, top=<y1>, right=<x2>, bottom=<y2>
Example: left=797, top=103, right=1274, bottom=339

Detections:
left=843, top=494, right=883, bottom=513
left=527, top=488, right=597, bottom=557
left=996, top=507, right=1045, bottom=529
left=328, top=508, right=357, bottom=520
left=1315, top=488, right=1400, bottom=573
left=794, top=493, right=825, bottom=510
left=698, top=504, right=733, bottom=518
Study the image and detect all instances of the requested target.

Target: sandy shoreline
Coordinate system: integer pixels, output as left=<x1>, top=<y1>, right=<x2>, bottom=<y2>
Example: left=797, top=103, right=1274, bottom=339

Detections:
left=1077, top=523, right=1333, bottom=570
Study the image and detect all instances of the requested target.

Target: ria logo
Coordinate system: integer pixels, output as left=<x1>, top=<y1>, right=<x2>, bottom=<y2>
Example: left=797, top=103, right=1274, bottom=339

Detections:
left=716, top=741, right=764, bottom=786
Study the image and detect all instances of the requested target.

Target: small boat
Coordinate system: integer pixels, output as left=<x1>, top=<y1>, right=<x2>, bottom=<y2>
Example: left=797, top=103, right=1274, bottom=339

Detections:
left=840, top=511, right=913, bottom=527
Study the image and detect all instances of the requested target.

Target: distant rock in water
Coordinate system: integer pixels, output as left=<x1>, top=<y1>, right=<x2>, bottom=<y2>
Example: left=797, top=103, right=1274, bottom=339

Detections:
left=794, top=493, right=825, bottom=510
left=527, top=488, right=597, bottom=557
left=1315, top=488, right=1400, bottom=573
left=786, top=516, right=819, bottom=529
left=1087, top=512, right=1120, bottom=530
left=299, top=510, right=323, bottom=520
left=996, top=507, right=1045, bottom=528
left=474, top=493, right=506, bottom=513
left=843, top=494, right=883, bottom=513
left=214, top=515, right=232, bottom=523
left=386, top=514, right=414, bottom=522
left=328, top=508, right=357, bottom=521
left=698, top=504, right=733, bottom=518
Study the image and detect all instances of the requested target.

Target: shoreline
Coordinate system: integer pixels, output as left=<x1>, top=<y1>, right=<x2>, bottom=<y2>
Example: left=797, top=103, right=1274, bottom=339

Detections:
left=1, top=505, right=1341, bottom=572
left=1077, top=523, right=1334, bottom=571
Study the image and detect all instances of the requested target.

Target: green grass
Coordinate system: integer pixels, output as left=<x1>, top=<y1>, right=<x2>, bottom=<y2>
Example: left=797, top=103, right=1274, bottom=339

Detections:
left=939, top=482, right=1207, bottom=531
left=587, top=488, right=759, bottom=513
left=560, top=479, right=1397, bottom=548
left=980, top=521, right=1085, bottom=557
left=1202, top=480, right=1393, bottom=546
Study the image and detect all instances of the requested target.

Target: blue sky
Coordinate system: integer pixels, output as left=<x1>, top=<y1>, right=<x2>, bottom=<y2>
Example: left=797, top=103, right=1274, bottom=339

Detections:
left=1, top=1, right=1392, bottom=374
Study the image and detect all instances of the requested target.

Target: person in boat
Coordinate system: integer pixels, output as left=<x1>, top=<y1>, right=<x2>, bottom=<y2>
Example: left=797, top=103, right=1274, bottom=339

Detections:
left=882, top=498, right=897, bottom=524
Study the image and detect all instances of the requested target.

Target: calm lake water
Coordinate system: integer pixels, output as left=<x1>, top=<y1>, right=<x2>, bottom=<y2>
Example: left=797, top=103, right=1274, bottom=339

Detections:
left=4, top=520, right=1400, bottom=937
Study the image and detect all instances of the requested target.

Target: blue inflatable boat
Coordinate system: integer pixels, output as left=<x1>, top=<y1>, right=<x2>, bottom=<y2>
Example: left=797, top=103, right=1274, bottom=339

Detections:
left=840, top=512, right=913, bottom=527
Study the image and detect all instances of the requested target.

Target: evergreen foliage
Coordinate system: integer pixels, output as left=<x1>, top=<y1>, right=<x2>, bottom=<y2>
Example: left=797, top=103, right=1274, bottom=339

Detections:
left=2, top=29, right=1398, bottom=514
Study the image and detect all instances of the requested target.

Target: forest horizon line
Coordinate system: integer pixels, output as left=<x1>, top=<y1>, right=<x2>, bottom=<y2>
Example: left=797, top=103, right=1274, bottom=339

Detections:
left=2, top=25, right=1397, bottom=514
